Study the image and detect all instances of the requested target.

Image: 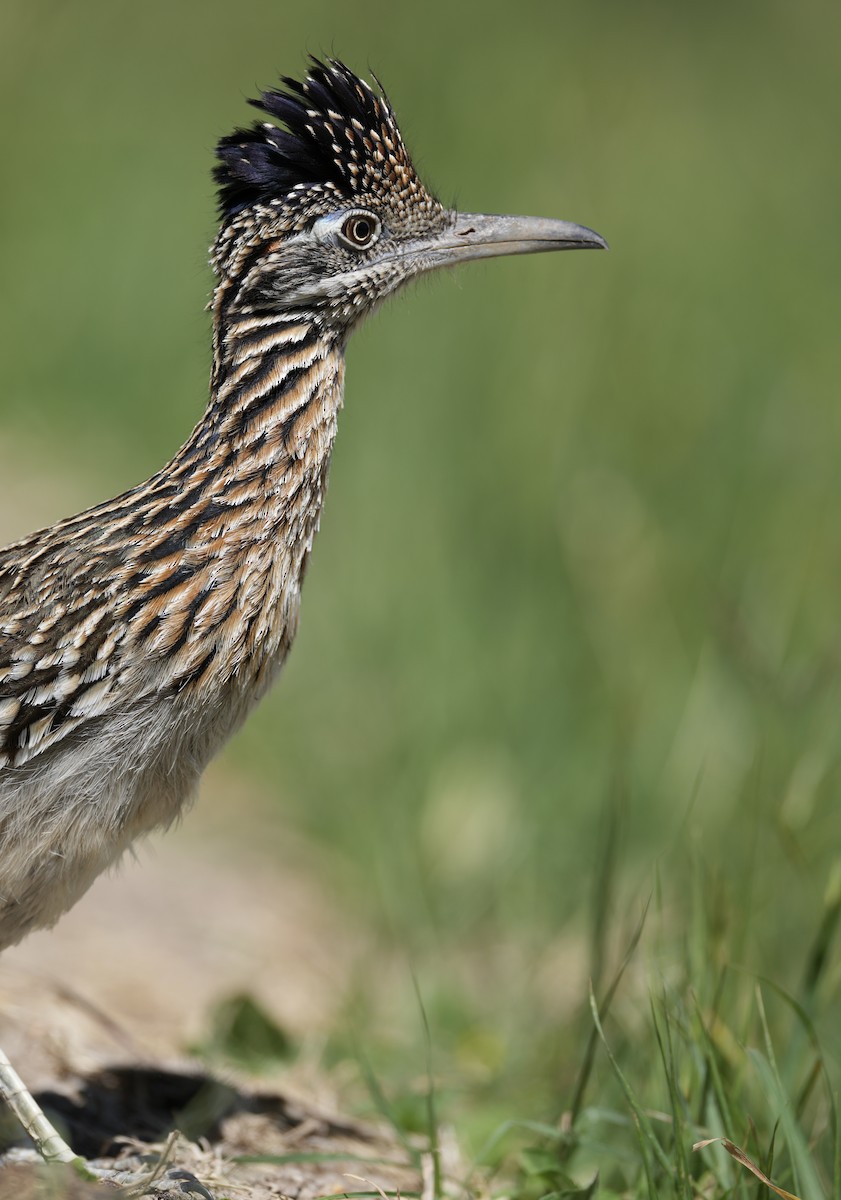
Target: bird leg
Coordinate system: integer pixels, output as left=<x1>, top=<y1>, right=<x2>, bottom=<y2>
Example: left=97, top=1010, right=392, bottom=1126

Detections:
left=0, top=1043, right=79, bottom=1165
left=0, top=1050, right=214, bottom=1195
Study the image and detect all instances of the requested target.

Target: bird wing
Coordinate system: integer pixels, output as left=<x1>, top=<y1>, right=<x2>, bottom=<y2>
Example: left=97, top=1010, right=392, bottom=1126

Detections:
left=0, top=516, right=133, bottom=768
left=0, top=470, right=260, bottom=771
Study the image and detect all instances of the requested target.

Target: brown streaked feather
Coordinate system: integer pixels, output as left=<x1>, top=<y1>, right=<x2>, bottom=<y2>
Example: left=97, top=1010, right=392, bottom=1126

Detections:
left=0, top=339, right=341, bottom=771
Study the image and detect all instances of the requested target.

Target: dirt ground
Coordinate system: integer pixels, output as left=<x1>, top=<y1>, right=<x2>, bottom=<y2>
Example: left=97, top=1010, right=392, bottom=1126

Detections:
left=0, top=771, right=363, bottom=1067
left=0, top=768, right=453, bottom=1198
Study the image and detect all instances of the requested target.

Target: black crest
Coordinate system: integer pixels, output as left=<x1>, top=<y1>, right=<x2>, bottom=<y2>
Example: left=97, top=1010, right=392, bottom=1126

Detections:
left=214, top=57, right=419, bottom=221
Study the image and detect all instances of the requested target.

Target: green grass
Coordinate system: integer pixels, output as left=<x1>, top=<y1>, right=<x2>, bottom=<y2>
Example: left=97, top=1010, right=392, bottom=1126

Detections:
left=312, top=810, right=841, bottom=1198
left=2, top=0, right=841, bottom=1195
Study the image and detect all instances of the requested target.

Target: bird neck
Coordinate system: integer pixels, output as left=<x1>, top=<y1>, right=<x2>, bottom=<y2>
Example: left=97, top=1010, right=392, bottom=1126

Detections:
left=170, top=306, right=345, bottom=517
left=136, top=306, right=346, bottom=699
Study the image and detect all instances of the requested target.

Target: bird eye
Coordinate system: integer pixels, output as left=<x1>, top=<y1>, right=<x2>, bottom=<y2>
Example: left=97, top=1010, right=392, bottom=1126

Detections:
left=338, top=212, right=380, bottom=250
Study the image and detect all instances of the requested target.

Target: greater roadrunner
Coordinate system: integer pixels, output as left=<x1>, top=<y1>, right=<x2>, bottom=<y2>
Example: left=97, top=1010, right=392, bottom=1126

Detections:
left=0, top=58, right=605, bottom=1173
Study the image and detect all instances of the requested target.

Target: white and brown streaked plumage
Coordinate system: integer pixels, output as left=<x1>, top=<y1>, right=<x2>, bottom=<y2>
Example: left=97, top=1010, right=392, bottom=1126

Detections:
left=0, top=58, right=605, bottom=1167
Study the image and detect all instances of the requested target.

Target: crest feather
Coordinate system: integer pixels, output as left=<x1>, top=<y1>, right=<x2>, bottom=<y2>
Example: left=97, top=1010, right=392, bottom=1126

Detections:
left=214, top=57, right=413, bottom=220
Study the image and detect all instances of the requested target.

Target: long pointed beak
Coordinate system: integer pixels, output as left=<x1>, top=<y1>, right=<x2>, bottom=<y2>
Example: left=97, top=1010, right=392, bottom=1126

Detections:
left=423, top=211, right=608, bottom=269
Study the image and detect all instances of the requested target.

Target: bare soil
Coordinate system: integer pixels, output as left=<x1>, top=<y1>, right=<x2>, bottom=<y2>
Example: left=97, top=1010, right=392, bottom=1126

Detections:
left=0, top=770, right=448, bottom=1198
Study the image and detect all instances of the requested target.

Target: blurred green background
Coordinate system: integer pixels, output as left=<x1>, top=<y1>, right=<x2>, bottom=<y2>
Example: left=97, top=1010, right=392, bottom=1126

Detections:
left=2, top=0, right=841, bottom=1179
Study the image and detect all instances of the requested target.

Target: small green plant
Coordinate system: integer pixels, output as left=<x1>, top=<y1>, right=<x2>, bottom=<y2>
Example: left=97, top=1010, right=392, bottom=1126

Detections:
left=191, top=992, right=294, bottom=1073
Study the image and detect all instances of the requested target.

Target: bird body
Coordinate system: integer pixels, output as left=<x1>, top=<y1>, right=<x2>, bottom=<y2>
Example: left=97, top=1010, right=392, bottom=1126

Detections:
left=0, top=318, right=344, bottom=948
left=0, top=57, right=605, bottom=1169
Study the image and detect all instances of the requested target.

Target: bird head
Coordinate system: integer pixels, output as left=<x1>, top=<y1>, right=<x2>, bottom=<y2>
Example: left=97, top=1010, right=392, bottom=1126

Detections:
left=212, top=58, right=605, bottom=335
